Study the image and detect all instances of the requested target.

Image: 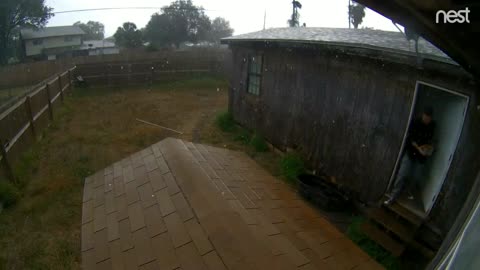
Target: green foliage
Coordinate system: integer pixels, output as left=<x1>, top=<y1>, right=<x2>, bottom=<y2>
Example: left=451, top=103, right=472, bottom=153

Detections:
left=280, top=153, right=305, bottom=183
left=114, top=22, right=143, bottom=48
left=210, top=17, right=234, bottom=42
left=15, top=148, right=40, bottom=187
left=73, top=21, right=105, bottom=40
left=234, top=128, right=250, bottom=145
left=144, top=0, right=233, bottom=48
left=0, top=0, right=53, bottom=64
left=347, top=217, right=401, bottom=270
left=349, top=2, right=366, bottom=29
left=73, top=155, right=93, bottom=179
left=0, top=181, right=19, bottom=208
left=215, top=111, right=235, bottom=132
left=250, top=133, right=268, bottom=152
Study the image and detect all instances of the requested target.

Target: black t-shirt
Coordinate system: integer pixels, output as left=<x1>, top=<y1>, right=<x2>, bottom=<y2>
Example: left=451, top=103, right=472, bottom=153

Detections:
left=406, top=119, right=435, bottom=163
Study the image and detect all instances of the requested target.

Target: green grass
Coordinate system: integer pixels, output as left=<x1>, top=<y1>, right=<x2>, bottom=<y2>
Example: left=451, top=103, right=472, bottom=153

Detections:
left=0, top=181, right=19, bottom=208
left=15, top=148, right=40, bottom=189
left=347, top=217, right=401, bottom=270
left=233, top=128, right=251, bottom=145
left=158, top=75, right=228, bottom=90
left=280, top=153, right=306, bottom=184
left=72, top=75, right=228, bottom=98
left=250, top=133, right=268, bottom=152
left=215, top=111, right=235, bottom=132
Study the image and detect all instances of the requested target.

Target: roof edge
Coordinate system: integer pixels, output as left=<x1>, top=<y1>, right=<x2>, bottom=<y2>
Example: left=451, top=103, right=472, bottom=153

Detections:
left=221, top=38, right=457, bottom=66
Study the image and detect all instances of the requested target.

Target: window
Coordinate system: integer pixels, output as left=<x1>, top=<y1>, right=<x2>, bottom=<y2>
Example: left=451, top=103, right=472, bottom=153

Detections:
left=247, top=55, right=263, bottom=95
left=64, top=36, right=73, bottom=42
left=32, top=39, right=43, bottom=45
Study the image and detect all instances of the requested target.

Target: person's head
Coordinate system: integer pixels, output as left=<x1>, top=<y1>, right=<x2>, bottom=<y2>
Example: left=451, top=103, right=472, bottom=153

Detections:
left=422, top=106, right=433, bottom=124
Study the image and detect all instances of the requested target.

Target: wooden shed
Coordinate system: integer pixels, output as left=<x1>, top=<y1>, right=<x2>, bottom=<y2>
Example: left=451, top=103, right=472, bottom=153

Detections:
left=221, top=27, right=479, bottom=256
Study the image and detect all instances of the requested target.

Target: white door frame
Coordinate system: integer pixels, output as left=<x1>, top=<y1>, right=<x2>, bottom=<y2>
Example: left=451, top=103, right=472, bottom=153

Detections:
left=385, top=81, right=469, bottom=214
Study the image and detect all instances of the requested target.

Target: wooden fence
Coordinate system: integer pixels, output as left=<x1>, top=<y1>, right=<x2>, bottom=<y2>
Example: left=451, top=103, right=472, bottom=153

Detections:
left=0, top=48, right=230, bottom=89
left=74, top=53, right=228, bottom=87
left=0, top=67, right=76, bottom=181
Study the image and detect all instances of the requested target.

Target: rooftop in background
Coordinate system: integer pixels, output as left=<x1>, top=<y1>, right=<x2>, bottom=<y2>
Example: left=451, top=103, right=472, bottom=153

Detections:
left=20, top=26, right=85, bottom=40
left=222, top=27, right=455, bottom=65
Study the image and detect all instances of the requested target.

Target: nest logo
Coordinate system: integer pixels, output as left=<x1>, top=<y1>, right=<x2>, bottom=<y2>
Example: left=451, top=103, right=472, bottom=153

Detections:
left=436, top=8, right=471, bottom=23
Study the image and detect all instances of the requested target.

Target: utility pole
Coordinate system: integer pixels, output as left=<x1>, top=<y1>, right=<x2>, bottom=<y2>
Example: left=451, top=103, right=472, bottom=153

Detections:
left=263, top=9, right=266, bottom=30
left=348, top=0, right=351, bottom=29
left=290, top=1, right=302, bottom=27
left=292, top=1, right=296, bottom=26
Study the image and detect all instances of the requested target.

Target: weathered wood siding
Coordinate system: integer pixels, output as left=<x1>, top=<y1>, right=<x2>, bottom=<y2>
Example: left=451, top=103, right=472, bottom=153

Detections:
left=228, top=43, right=479, bottom=235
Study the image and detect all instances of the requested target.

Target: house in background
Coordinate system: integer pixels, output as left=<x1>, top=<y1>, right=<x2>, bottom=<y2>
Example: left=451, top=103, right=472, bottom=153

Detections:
left=222, top=27, right=478, bottom=261
left=79, top=40, right=120, bottom=56
left=20, top=26, right=85, bottom=61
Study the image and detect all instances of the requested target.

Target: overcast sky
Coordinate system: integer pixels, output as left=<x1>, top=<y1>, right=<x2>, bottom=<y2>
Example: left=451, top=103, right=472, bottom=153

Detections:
left=46, top=0, right=401, bottom=37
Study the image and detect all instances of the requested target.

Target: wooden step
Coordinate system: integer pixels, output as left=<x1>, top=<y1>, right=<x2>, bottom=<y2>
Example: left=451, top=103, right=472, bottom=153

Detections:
left=361, top=222, right=406, bottom=257
left=366, top=208, right=416, bottom=242
left=386, top=201, right=424, bottom=226
left=410, top=240, right=436, bottom=259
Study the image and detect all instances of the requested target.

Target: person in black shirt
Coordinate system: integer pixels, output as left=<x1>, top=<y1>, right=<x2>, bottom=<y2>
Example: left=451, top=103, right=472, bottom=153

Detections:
left=384, top=107, right=435, bottom=205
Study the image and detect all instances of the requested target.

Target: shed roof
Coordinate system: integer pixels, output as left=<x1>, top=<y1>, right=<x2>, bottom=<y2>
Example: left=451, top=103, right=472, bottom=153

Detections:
left=222, top=27, right=455, bottom=64
left=20, top=26, right=85, bottom=40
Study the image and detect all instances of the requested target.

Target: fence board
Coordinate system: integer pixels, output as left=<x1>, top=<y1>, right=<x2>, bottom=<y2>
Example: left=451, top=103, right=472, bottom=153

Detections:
left=0, top=66, right=75, bottom=180
left=0, top=103, right=29, bottom=144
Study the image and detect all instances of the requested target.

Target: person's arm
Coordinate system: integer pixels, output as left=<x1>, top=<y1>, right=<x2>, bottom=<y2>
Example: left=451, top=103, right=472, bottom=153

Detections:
left=408, top=121, right=420, bottom=149
left=419, top=123, right=435, bottom=156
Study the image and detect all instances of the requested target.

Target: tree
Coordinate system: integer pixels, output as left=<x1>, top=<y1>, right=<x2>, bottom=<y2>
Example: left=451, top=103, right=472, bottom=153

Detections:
left=144, top=0, right=213, bottom=48
left=114, top=22, right=143, bottom=48
left=210, top=17, right=233, bottom=43
left=348, top=2, right=366, bottom=29
left=74, top=21, right=105, bottom=40
left=0, top=0, right=53, bottom=64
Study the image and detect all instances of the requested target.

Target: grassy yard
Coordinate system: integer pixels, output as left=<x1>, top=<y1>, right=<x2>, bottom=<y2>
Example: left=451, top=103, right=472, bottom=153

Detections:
left=0, top=76, right=401, bottom=269
left=0, top=76, right=233, bottom=269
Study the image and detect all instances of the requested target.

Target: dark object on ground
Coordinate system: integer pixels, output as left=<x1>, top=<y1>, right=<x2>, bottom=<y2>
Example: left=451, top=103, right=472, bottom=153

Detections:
left=298, top=173, right=350, bottom=211
left=75, top=75, right=88, bottom=88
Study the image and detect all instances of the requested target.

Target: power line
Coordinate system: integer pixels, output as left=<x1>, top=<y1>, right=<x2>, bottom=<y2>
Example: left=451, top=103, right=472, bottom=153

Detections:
left=53, top=7, right=218, bottom=14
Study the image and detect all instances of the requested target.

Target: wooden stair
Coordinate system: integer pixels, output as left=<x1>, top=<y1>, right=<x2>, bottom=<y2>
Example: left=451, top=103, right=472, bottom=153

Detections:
left=386, top=201, right=423, bottom=226
left=360, top=222, right=406, bottom=256
left=360, top=201, right=425, bottom=257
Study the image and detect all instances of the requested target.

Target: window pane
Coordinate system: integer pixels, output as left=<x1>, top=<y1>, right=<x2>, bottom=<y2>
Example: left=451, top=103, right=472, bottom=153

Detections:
left=247, top=55, right=262, bottom=95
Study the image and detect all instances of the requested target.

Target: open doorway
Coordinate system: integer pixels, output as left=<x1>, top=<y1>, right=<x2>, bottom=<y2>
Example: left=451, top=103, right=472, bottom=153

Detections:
left=388, top=81, right=469, bottom=217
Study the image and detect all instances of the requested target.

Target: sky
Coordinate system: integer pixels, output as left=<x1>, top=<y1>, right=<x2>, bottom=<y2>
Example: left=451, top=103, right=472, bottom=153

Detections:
left=46, top=0, right=402, bottom=38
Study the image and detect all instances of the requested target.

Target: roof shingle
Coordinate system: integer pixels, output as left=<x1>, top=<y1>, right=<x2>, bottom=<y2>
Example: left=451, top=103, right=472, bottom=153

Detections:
left=222, top=27, right=453, bottom=64
left=20, top=26, right=85, bottom=39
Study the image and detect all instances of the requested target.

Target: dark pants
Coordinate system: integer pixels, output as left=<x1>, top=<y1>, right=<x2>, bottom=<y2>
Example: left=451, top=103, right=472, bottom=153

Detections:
left=390, top=153, right=424, bottom=201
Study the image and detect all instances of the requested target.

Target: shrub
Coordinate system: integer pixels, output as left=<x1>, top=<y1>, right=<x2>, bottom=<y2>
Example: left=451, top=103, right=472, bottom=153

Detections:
left=280, top=153, right=305, bottom=183
left=215, top=111, right=235, bottom=132
left=0, top=181, right=20, bottom=208
left=250, top=133, right=269, bottom=152
left=234, top=128, right=251, bottom=145
left=347, top=217, right=401, bottom=270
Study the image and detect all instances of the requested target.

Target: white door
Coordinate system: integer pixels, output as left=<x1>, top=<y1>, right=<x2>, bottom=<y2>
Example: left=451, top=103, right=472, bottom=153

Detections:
left=417, top=84, right=468, bottom=212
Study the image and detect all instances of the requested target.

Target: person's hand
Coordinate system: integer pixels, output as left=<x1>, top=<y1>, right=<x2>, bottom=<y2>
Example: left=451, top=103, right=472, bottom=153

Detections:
left=419, top=145, right=434, bottom=156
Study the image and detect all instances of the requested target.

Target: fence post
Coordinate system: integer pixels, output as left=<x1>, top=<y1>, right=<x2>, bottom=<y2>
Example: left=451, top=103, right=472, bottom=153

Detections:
left=150, top=65, right=154, bottom=87
left=68, top=69, right=73, bottom=91
left=24, top=96, right=36, bottom=138
left=0, top=139, right=14, bottom=182
left=107, top=65, right=111, bottom=87
left=58, top=75, right=64, bottom=102
left=45, top=84, right=54, bottom=120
